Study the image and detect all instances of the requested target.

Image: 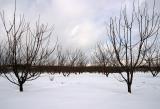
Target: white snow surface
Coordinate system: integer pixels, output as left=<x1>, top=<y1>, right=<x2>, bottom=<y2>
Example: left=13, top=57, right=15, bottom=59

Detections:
left=0, top=73, right=160, bottom=109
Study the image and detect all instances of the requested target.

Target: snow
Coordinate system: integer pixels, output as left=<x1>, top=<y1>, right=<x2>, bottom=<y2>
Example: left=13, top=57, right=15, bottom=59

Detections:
left=0, top=73, right=160, bottom=109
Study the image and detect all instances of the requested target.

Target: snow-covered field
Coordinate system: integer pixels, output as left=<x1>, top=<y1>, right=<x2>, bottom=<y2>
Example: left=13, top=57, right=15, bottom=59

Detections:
left=0, top=73, right=160, bottom=109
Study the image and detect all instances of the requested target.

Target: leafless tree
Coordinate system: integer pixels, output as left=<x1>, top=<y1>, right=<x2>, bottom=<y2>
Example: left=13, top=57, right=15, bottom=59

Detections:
left=67, top=49, right=88, bottom=74
left=45, top=54, right=57, bottom=81
left=56, top=46, right=67, bottom=66
left=0, top=1, right=56, bottom=92
left=76, top=50, right=88, bottom=67
left=0, top=45, right=5, bottom=75
left=107, top=1, right=160, bottom=93
left=55, top=45, right=69, bottom=76
left=145, top=40, right=160, bottom=77
left=92, top=42, right=114, bottom=76
left=66, top=49, right=79, bottom=67
left=66, top=49, right=87, bottom=67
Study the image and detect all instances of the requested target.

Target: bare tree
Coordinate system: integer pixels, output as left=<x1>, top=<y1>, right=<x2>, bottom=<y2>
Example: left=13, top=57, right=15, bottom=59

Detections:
left=76, top=50, right=88, bottom=67
left=0, top=43, right=12, bottom=75
left=0, top=45, right=5, bottom=75
left=92, top=42, right=114, bottom=76
left=107, top=1, right=160, bottom=93
left=55, top=45, right=69, bottom=76
left=145, top=40, right=160, bottom=77
left=56, top=46, right=67, bottom=66
left=66, top=49, right=87, bottom=67
left=66, top=49, right=79, bottom=67
left=0, top=1, right=56, bottom=92
left=67, top=49, right=88, bottom=74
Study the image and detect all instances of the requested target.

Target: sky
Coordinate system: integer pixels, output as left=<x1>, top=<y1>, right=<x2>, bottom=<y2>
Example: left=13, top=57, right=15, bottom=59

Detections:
left=0, top=0, right=159, bottom=51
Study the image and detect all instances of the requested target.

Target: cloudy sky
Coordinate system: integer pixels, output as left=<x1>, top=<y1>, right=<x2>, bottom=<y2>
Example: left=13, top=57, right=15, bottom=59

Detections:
left=0, top=0, right=159, bottom=51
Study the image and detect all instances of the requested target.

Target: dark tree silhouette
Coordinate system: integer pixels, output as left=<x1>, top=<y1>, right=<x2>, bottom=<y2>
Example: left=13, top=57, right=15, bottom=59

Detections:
left=145, top=39, right=160, bottom=77
left=92, top=42, right=114, bottom=77
left=0, top=1, right=56, bottom=92
left=107, top=1, right=160, bottom=93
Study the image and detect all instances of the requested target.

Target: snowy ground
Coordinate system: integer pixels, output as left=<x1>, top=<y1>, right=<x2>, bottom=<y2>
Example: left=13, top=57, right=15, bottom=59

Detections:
left=0, top=73, right=160, bottom=109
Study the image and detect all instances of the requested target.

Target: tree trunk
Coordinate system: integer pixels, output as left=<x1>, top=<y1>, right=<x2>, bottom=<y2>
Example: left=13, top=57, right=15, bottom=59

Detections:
left=19, top=83, right=23, bottom=92
left=104, top=72, right=109, bottom=77
left=127, top=83, right=131, bottom=93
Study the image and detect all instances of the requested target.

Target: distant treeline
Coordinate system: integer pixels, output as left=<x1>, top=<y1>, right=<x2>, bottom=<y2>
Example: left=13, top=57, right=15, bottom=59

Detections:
left=2, top=65, right=160, bottom=73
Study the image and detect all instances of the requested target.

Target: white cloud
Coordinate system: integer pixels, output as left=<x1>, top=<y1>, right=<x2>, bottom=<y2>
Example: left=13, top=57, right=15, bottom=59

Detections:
left=0, top=0, right=159, bottom=52
left=68, top=21, right=101, bottom=48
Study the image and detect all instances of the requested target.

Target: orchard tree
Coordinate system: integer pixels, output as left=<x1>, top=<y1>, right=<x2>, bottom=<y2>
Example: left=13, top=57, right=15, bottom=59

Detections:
left=0, top=1, right=56, bottom=92
left=107, top=0, right=160, bottom=93
left=92, top=42, right=114, bottom=76
left=145, top=40, right=160, bottom=77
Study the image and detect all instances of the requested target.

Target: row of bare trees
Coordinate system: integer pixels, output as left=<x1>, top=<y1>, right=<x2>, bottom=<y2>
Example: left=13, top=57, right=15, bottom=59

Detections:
left=0, top=0, right=160, bottom=94
left=50, top=46, right=88, bottom=76
left=54, top=46, right=88, bottom=67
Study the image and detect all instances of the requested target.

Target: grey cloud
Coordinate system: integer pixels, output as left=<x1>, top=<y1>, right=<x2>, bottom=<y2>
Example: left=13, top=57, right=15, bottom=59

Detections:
left=0, top=0, right=159, bottom=51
